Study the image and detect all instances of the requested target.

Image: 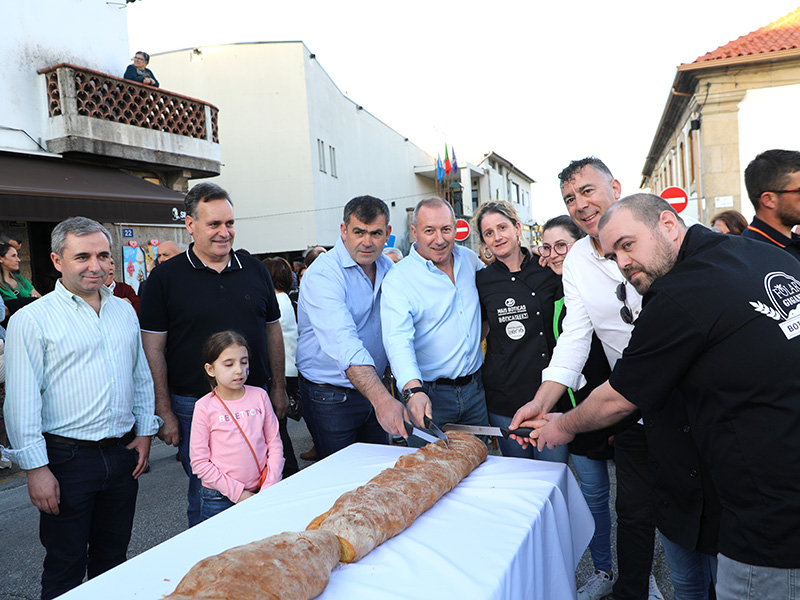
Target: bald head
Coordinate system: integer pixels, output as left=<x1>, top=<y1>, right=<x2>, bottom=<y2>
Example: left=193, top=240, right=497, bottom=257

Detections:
left=157, top=241, right=182, bottom=264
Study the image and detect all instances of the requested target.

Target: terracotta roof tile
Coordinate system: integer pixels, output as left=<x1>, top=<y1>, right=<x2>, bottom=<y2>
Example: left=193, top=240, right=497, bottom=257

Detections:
left=694, top=7, right=800, bottom=63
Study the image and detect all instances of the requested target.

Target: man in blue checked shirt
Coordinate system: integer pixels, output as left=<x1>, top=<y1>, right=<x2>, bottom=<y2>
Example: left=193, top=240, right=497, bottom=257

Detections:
left=4, top=217, right=160, bottom=600
left=296, top=196, right=411, bottom=459
left=381, top=198, right=489, bottom=439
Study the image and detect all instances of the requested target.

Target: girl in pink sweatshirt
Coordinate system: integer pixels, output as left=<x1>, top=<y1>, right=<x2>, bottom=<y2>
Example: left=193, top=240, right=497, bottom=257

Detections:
left=190, top=331, right=284, bottom=522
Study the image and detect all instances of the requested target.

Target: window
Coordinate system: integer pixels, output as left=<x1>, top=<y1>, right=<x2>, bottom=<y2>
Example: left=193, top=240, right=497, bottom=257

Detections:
left=512, top=182, right=520, bottom=204
left=317, top=139, right=326, bottom=173
left=472, top=189, right=479, bottom=211
left=679, top=142, right=685, bottom=188
left=329, top=146, right=337, bottom=178
left=689, top=132, right=697, bottom=184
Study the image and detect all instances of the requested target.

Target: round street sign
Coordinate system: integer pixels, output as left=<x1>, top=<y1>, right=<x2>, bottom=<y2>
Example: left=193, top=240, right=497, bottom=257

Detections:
left=455, top=218, right=471, bottom=241
left=660, top=186, right=689, bottom=213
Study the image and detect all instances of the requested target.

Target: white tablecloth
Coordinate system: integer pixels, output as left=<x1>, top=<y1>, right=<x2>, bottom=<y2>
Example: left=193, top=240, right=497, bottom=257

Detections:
left=57, top=443, right=594, bottom=599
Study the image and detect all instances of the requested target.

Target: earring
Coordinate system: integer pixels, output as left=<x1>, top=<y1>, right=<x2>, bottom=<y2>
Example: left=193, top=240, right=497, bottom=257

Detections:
left=517, top=236, right=521, bottom=246
left=482, top=246, right=493, bottom=260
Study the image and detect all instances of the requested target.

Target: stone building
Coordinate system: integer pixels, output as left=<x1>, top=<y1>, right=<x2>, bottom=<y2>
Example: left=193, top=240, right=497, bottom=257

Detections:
left=641, top=8, right=800, bottom=224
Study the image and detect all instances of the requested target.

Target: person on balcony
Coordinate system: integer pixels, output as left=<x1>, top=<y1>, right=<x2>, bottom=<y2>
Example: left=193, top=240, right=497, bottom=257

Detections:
left=124, top=52, right=159, bottom=87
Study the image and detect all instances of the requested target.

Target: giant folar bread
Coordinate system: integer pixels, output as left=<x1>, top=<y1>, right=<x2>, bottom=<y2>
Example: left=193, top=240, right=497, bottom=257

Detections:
left=165, top=530, right=341, bottom=600
left=307, top=431, right=488, bottom=562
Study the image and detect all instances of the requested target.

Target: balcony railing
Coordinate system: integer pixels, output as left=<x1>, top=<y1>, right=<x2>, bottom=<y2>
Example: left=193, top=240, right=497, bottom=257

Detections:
left=38, top=63, right=220, bottom=178
left=40, top=63, right=218, bottom=142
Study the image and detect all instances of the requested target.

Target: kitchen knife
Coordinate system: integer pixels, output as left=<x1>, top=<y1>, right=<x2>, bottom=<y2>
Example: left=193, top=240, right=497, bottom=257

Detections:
left=403, top=421, right=440, bottom=445
left=423, top=416, right=449, bottom=448
left=442, top=423, right=534, bottom=439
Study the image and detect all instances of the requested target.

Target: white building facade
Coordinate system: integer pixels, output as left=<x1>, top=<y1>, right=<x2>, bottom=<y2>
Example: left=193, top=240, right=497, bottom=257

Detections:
left=151, top=42, right=439, bottom=254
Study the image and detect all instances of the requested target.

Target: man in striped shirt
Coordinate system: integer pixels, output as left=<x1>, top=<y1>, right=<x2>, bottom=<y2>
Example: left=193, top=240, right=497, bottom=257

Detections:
left=4, top=217, right=160, bottom=600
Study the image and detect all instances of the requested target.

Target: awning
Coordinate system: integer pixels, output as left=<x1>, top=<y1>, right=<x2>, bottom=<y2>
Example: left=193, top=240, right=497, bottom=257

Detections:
left=0, top=153, right=186, bottom=224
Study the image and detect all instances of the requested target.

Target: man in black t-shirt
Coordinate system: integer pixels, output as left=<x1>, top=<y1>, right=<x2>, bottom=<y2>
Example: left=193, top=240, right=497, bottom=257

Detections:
left=534, top=193, right=800, bottom=598
left=742, top=149, right=800, bottom=262
left=139, top=182, right=290, bottom=527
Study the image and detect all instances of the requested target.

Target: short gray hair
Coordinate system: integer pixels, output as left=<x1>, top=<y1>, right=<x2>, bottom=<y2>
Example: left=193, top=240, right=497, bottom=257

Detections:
left=412, top=197, right=455, bottom=227
left=382, top=247, right=403, bottom=260
left=51, top=217, right=112, bottom=256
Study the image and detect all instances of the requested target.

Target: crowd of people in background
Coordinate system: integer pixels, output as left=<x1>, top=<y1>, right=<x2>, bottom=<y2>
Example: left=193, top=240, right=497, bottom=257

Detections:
left=1, top=148, right=800, bottom=600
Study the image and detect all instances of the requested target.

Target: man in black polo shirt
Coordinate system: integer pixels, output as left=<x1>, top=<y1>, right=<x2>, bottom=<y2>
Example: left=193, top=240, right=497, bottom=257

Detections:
left=139, top=182, right=290, bottom=527
left=742, top=149, right=800, bottom=262
left=533, top=193, right=800, bottom=598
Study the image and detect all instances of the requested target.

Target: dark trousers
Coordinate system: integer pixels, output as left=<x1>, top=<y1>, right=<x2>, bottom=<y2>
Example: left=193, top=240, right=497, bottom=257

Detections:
left=278, top=416, right=299, bottom=477
left=40, top=441, right=138, bottom=600
left=613, top=424, right=656, bottom=600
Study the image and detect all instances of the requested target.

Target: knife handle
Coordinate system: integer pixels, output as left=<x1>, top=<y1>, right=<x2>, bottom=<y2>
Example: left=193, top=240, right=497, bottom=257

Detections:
left=501, top=427, right=533, bottom=438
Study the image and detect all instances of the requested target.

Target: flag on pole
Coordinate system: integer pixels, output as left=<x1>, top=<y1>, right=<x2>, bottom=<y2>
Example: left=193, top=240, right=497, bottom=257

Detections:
left=436, top=154, right=444, bottom=182
left=451, top=147, right=459, bottom=174
left=444, top=145, right=452, bottom=175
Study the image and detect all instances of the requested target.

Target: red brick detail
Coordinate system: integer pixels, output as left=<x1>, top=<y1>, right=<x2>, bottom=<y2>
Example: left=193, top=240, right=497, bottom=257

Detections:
left=72, top=70, right=208, bottom=139
left=46, top=71, right=62, bottom=116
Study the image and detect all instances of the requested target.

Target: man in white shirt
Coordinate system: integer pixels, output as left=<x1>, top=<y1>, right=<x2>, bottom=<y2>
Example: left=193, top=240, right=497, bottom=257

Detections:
left=511, top=158, right=715, bottom=600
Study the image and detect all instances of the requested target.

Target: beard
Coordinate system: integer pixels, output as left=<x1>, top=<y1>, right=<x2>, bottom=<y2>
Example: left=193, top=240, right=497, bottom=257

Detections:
left=622, top=235, right=677, bottom=294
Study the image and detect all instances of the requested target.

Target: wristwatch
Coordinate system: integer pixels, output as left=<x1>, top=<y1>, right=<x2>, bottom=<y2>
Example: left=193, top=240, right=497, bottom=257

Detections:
left=402, top=386, right=425, bottom=402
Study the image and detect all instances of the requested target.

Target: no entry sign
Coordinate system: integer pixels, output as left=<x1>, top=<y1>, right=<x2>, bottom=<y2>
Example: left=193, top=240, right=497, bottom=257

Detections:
left=455, top=219, right=471, bottom=241
left=660, top=186, right=689, bottom=213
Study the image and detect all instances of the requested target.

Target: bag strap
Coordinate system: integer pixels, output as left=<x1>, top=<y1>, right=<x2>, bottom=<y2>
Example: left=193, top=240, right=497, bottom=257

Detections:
left=213, top=390, right=261, bottom=473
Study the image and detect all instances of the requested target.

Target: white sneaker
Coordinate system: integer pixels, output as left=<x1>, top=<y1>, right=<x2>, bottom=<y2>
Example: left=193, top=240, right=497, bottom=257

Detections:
left=577, top=570, right=614, bottom=600
left=648, top=573, right=665, bottom=600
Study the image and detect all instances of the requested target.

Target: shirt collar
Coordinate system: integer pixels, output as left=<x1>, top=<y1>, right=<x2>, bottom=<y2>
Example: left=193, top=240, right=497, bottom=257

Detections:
left=489, top=246, right=533, bottom=273
left=55, top=279, right=112, bottom=310
left=332, top=236, right=392, bottom=278
left=185, top=242, right=241, bottom=272
left=748, top=216, right=800, bottom=247
left=409, top=242, right=460, bottom=272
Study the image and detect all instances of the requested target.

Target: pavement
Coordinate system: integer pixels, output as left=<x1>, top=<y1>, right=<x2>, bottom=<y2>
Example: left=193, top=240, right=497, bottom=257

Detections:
left=0, top=418, right=674, bottom=600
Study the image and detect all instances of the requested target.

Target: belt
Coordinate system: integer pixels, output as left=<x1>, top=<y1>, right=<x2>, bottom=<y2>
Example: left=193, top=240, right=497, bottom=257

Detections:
left=43, top=428, right=136, bottom=449
left=298, top=373, right=353, bottom=394
left=427, top=370, right=480, bottom=387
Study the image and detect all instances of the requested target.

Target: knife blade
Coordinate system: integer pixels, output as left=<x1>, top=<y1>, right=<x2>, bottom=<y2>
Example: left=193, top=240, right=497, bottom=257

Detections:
left=442, top=423, right=534, bottom=439
left=423, top=416, right=449, bottom=448
left=403, top=421, right=440, bottom=445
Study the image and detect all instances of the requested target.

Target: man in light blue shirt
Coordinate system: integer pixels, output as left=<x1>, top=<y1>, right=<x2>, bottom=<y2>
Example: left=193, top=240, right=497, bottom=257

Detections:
left=296, top=196, right=410, bottom=459
left=381, top=198, right=488, bottom=435
left=4, top=217, right=160, bottom=600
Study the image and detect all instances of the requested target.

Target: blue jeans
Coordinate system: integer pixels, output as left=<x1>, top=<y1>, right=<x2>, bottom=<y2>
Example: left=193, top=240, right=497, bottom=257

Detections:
left=40, top=441, right=139, bottom=600
left=660, top=533, right=716, bottom=600
left=298, top=377, right=388, bottom=460
left=572, top=454, right=613, bottom=574
left=716, top=553, right=797, bottom=600
left=171, top=393, right=202, bottom=528
left=200, top=486, right=236, bottom=522
left=487, top=411, right=569, bottom=462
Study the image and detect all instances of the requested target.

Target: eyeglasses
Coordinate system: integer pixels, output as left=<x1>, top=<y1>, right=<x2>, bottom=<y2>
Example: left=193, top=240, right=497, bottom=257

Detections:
left=765, top=187, right=800, bottom=195
left=538, top=242, right=571, bottom=257
left=615, top=282, right=635, bottom=325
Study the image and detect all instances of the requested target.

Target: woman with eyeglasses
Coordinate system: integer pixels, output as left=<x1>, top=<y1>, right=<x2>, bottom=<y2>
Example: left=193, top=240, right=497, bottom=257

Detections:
left=539, top=215, right=619, bottom=598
